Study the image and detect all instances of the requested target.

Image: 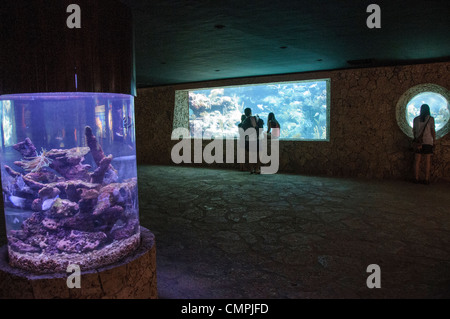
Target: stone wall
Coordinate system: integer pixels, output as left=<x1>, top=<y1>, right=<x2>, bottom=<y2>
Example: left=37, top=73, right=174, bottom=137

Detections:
left=135, top=61, right=450, bottom=181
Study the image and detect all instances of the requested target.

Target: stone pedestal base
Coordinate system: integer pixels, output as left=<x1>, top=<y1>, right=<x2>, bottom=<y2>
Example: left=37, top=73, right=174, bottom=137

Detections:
left=0, top=227, right=157, bottom=299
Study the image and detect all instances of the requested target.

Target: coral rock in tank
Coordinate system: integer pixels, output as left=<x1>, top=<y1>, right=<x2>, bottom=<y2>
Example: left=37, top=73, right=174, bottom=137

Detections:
left=4, top=130, right=140, bottom=273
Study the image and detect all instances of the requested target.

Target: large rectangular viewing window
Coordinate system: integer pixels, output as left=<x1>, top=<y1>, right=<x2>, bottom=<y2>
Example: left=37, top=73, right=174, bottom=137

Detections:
left=174, top=79, right=330, bottom=140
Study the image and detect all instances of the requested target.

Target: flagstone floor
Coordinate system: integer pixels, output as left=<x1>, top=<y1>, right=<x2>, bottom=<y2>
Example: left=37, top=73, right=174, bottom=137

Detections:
left=136, top=165, right=450, bottom=299
left=1, top=165, right=450, bottom=299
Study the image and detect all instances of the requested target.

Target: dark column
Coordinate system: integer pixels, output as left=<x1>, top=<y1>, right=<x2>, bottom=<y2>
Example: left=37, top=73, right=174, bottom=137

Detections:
left=0, top=0, right=136, bottom=96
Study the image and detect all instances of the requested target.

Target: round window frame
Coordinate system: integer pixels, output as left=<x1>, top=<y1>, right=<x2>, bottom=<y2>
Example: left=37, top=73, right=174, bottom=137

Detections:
left=396, top=83, right=450, bottom=140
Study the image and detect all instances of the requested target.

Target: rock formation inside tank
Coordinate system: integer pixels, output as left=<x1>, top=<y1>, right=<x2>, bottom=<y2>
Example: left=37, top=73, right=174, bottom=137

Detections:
left=3, top=126, right=140, bottom=273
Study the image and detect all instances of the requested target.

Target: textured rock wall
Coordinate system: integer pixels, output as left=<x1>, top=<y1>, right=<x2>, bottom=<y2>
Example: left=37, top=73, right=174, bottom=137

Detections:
left=0, top=227, right=157, bottom=299
left=135, top=62, right=450, bottom=181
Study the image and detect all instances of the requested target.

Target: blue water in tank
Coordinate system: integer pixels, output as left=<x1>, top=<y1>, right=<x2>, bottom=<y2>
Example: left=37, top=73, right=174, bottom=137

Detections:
left=0, top=92, right=140, bottom=273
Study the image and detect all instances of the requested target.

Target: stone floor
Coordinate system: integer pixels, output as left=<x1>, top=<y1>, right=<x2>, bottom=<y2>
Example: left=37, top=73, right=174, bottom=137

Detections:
left=136, top=165, right=450, bottom=299
left=1, top=165, right=450, bottom=299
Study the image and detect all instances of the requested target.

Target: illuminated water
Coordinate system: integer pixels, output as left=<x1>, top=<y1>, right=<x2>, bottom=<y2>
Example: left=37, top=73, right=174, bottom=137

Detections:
left=406, top=92, right=449, bottom=130
left=0, top=92, right=140, bottom=273
left=188, top=80, right=329, bottom=140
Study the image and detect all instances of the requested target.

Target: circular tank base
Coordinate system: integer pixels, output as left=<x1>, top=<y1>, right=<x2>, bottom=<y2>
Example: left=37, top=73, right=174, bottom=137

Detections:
left=0, top=227, right=157, bottom=299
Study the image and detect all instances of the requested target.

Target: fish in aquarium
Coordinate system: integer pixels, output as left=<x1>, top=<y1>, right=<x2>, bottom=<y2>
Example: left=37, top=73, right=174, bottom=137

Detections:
left=2, top=126, right=140, bottom=274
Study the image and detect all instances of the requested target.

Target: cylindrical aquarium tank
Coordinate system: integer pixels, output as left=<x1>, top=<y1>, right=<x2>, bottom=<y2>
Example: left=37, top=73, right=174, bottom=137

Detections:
left=0, top=92, right=140, bottom=273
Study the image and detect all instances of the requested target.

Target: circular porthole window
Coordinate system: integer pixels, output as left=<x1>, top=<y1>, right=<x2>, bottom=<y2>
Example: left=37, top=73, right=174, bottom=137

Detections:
left=396, top=84, right=450, bottom=139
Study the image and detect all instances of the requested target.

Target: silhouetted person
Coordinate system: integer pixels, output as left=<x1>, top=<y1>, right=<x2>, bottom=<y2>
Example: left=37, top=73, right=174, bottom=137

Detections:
left=413, top=104, right=436, bottom=184
left=267, top=112, right=280, bottom=138
left=237, top=114, right=247, bottom=171
left=241, top=108, right=263, bottom=174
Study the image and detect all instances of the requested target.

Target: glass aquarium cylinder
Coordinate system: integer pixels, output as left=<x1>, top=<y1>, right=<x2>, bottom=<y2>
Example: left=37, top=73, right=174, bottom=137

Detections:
left=0, top=92, right=140, bottom=273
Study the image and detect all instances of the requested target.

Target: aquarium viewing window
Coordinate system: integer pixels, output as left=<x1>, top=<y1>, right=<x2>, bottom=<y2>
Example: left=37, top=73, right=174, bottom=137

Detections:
left=174, top=79, right=330, bottom=141
left=396, top=83, right=450, bottom=139
left=406, top=92, right=449, bottom=130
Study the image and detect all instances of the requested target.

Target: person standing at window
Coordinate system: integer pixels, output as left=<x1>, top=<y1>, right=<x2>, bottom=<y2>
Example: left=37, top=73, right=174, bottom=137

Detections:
left=267, top=112, right=280, bottom=138
left=237, top=114, right=247, bottom=171
left=242, top=108, right=263, bottom=174
left=413, top=104, right=436, bottom=184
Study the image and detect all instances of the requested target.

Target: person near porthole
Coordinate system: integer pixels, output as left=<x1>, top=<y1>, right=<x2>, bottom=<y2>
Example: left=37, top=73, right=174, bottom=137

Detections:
left=413, top=104, right=436, bottom=184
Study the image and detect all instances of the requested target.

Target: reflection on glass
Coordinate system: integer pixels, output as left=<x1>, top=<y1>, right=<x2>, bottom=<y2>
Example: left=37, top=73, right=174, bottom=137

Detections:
left=1, top=100, right=16, bottom=147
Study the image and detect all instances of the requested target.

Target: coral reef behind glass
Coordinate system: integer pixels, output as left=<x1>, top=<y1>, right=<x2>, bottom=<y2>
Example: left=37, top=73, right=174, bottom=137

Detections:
left=406, top=92, right=449, bottom=130
left=188, top=80, right=329, bottom=140
left=0, top=93, right=140, bottom=273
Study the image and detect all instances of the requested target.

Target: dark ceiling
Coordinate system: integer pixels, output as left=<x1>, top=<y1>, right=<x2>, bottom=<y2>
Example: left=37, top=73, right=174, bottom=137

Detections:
left=120, top=0, right=450, bottom=88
